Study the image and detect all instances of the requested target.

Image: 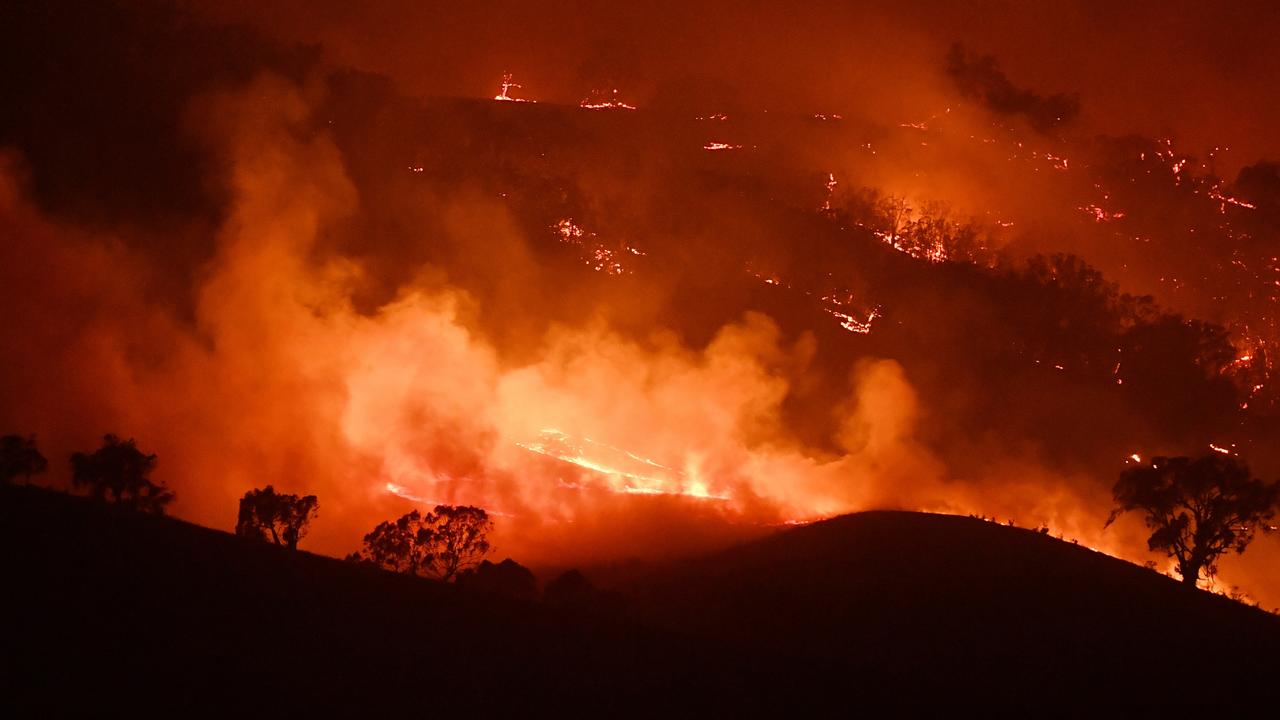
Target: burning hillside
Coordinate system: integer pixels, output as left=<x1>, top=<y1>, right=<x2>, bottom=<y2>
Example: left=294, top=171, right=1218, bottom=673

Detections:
left=2, top=1, right=1280, bottom=607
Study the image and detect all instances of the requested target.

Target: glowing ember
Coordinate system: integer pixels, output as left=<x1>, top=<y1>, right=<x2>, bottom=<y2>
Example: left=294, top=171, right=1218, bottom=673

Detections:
left=580, top=88, right=636, bottom=110
left=898, top=107, right=950, bottom=131
left=1206, top=186, right=1257, bottom=212
left=552, top=218, right=645, bottom=275
left=493, top=72, right=535, bottom=103
left=820, top=172, right=837, bottom=214
left=823, top=307, right=880, bottom=334
left=820, top=291, right=881, bottom=334
left=1079, top=204, right=1125, bottom=223
left=703, top=141, right=743, bottom=151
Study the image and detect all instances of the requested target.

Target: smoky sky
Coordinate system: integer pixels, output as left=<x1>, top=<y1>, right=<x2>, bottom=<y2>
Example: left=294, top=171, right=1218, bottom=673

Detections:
left=189, top=0, right=1280, bottom=172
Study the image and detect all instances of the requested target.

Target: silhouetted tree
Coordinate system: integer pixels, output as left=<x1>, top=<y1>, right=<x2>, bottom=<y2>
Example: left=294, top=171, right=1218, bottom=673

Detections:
left=350, top=505, right=492, bottom=581
left=235, top=485, right=318, bottom=550
left=457, top=558, right=537, bottom=600
left=70, top=434, right=173, bottom=514
left=1106, top=454, right=1280, bottom=586
left=349, top=510, right=431, bottom=574
left=427, top=505, right=493, bottom=581
left=1, top=434, right=47, bottom=485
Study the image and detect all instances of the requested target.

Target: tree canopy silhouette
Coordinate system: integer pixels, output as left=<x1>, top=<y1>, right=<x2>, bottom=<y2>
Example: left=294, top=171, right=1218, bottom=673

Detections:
left=457, top=558, right=537, bottom=600
left=350, top=505, right=492, bottom=581
left=235, top=485, right=318, bottom=550
left=70, top=434, right=173, bottom=514
left=1107, top=453, right=1280, bottom=586
left=1, top=434, right=48, bottom=485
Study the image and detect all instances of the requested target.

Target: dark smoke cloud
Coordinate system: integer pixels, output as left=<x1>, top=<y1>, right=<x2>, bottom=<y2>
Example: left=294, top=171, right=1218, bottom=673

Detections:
left=945, top=44, right=1080, bottom=133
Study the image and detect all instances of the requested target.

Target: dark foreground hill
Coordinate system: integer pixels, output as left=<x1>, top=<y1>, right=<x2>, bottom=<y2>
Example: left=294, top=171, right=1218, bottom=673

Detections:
left=3, top=485, right=1278, bottom=713
left=614, top=511, right=1280, bottom=706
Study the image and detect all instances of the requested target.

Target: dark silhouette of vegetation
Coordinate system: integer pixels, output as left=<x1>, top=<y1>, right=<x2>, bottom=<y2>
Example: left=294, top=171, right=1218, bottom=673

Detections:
left=1107, top=453, right=1280, bottom=586
left=349, top=505, right=492, bottom=580
left=5, top=484, right=1280, bottom=712
left=70, top=434, right=173, bottom=514
left=544, top=569, right=596, bottom=606
left=543, top=569, right=624, bottom=616
left=1, top=434, right=47, bottom=485
left=235, top=485, right=318, bottom=550
left=347, top=510, right=432, bottom=574
left=457, top=558, right=537, bottom=600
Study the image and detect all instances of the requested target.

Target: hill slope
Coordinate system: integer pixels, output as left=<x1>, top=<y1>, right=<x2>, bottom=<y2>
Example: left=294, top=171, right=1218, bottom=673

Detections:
left=3, top=486, right=1277, bottom=712
left=619, top=511, right=1280, bottom=705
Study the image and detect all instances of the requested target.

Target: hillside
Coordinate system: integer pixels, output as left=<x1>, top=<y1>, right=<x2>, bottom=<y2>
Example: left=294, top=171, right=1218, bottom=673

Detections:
left=3, top=485, right=1278, bottom=712
left=617, top=511, right=1280, bottom=705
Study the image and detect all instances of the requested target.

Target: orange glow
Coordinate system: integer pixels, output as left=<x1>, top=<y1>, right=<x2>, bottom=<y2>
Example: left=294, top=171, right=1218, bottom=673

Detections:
left=493, top=72, right=535, bottom=103
left=553, top=218, right=644, bottom=274
left=7, top=20, right=1280, bottom=613
left=579, top=88, right=636, bottom=110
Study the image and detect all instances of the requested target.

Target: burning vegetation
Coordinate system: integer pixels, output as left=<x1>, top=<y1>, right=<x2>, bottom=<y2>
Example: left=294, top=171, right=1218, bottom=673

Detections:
left=3, top=1, right=1280, bottom=610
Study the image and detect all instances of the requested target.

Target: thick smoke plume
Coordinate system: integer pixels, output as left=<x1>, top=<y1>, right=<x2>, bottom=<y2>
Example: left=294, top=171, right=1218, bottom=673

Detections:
left=0, top=77, right=984, bottom=565
left=945, top=44, right=1080, bottom=133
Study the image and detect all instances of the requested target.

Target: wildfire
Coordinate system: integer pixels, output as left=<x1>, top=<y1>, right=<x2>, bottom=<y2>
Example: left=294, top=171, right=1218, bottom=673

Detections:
left=493, top=73, right=535, bottom=103
left=820, top=172, right=837, bottom=214
left=873, top=228, right=949, bottom=263
left=821, top=291, right=881, bottom=334
left=898, top=107, right=951, bottom=131
left=823, top=307, right=880, bottom=334
left=1207, top=186, right=1257, bottom=212
left=516, top=429, right=729, bottom=500
left=553, top=218, right=644, bottom=275
left=1079, top=204, right=1125, bottom=223
left=580, top=88, right=636, bottom=110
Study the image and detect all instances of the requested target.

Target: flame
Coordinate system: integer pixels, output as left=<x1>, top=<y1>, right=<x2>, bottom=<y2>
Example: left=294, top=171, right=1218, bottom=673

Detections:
left=553, top=218, right=644, bottom=275
left=580, top=88, right=636, bottom=110
left=493, top=72, right=535, bottom=103
left=820, top=172, right=837, bottom=213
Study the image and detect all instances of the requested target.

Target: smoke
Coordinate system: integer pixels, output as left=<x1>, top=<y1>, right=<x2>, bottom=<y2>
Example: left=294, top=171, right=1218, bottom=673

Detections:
left=3, top=2, right=1278, bottom=604
left=945, top=44, right=1080, bottom=133
left=0, top=75, right=980, bottom=565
